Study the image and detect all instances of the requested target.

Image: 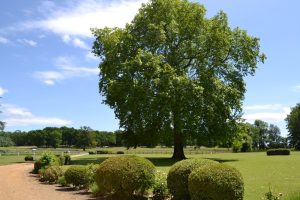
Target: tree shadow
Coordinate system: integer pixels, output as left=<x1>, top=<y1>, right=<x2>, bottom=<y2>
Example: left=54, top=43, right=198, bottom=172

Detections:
left=71, top=157, right=109, bottom=165
left=145, top=157, right=178, bottom=167
left=204, top=158, right=239, bottom=163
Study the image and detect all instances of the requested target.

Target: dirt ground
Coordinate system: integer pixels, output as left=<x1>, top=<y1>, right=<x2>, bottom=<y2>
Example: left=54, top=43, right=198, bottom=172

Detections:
left=0, top=163, right=95, bottom=200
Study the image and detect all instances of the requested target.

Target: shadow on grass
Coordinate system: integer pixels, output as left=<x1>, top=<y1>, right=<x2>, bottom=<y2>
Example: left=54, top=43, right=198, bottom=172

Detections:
left=205, top=158, right=239, bottom=163
left=146, top=157, right=178, bottom=167
left=71, top=157, right=109, bottom=165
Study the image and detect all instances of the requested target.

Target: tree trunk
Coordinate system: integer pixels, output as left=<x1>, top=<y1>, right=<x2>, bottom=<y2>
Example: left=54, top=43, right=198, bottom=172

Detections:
left=172, top=110, right=186, bottom=160
left=172, top=130, right=186, bottom=160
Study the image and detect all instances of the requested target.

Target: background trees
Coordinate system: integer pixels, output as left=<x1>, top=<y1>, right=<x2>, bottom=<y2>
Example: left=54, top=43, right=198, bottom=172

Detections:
left=286, top=103, right=300, bottom=150
left=92, top=0, right=265, bottom=159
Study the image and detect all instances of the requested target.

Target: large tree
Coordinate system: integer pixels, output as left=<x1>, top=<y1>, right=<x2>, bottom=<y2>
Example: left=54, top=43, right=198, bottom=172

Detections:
left=286, top=103, right=300, bottom=150
left=92, top=0, right=265, bottom=159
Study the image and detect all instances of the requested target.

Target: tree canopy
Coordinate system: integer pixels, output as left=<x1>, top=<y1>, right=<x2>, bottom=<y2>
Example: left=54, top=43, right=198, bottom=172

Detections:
left=286, top=103, right=300, bottom=150
left=92, top=0, right=265, bottom=159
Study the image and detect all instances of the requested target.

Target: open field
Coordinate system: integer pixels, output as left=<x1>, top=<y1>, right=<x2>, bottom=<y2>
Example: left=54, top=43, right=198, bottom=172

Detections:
left=1, top=147, right=299, bottom=200
left=71, top=150, right=300, bottom=200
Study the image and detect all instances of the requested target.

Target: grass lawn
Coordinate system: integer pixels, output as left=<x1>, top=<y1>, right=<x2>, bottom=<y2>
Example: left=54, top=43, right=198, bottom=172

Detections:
left=0, top=154, right=26, bottom=165
left=71, top=151, right=300, bottom=200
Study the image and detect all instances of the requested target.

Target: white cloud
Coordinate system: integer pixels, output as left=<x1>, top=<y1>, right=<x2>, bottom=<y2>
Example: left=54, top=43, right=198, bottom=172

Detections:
left=20, top=0, right=147, bottom=38
left=1, top=104, right=72, bottom=127
left=62, top=35, right=89, bottom=49
left=243, top=104, right=291, bottom=123
left=18, top=39, right=37, bottom=47
left=0, top=36, right=9, bottom=44
left=0, top=87, right=8, bottom=96
left=34, top=56, right=99, bottom=85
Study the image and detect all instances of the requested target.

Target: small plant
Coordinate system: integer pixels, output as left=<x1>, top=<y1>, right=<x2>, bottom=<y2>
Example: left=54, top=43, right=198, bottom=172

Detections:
left=33, top=152, right=60, bottom=173
left=152, top=171, right=169, bottom=200
left=89, top=151, right=95, bottom=154
left=116, top=151, right=125, bottom=154
left=96, top=150, right=110, bottom=154
left=56, top=155, right=64, bottom=165
left=265, top=186, right=282, bottom=200
left=24, top=155, right=34, bottom=161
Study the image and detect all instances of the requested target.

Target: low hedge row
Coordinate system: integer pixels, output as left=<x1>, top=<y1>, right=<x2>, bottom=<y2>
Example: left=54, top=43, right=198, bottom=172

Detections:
left=267, top=149, right=290, bottom=156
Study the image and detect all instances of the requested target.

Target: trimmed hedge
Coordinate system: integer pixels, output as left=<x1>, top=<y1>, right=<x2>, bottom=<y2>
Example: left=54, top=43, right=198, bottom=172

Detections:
left=267, top=149, right=290, bottom=156
left=64, top=155, right=71, bottom=165
left=64, top=165, right=95, bottom=189
left=95, top=155, right=156, bottom=199
left=24, top=155, right=34, bottom=161
left=42, top=166, right=63, bottom=183
left=167, top=158, right=219, bottom=200
left=188, top=164, right=244, bottom=200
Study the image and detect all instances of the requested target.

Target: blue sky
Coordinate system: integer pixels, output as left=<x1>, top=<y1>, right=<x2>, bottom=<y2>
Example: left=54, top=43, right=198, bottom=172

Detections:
left=0, top=0, right=299, bottom=136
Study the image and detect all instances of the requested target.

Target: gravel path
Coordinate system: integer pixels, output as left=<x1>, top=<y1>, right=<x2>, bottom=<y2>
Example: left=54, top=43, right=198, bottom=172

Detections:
left=0, top=163, right=95, bottom=200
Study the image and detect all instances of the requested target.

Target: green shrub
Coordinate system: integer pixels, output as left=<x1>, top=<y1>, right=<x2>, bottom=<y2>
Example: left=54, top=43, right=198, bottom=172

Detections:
left=57, top=176, right=68, bottom=187
left=65, top=165, right=95, bottom=189
left=42, top=166, right=64, bottom=183
left=167, top=158, right=218, bottom=200
left=267, top=149, right=290, bottom=156
left=89, top=151, right=95, bottom=154
left=64, top=155, right=71, bottom=165
left=153, top=171, right=169, bottom=200
left=96, top=150, right=110, bottom=154
left=24, top=155, right=34, bottom=161
left=56, top=155, right=64, bottom=165
left=116, top=151, right=125, bottom=154
left=33, top=152, right=60, bottom=173
left=95, top=155, right=156, bottom=199
left=188, top=164, right=244, bottom=200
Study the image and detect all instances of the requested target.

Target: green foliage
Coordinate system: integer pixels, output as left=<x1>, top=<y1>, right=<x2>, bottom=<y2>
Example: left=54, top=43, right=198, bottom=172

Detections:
left=266, top=149, right=290, bottom=156
left=96, top=150, right=110, bottom=154
left=24, top=155, right=34, bottom=161
left=188, top=164, right=244, bottom=200
left=57, top=176, right=68, bottom=187
left=33, top=152, right=60, bottom=173
left=64, top=165, right=95, bottom=189
left=167, top=158, right=219, bottom=200
left=286, top=192, right=300, bottom=200
left=41, top=166, right=63, bottom=183
left=64, top=154, right=71, bottom=165
left=286, top=103, right=300, bottom=150
left=116, top=150, right=125, bottom=154
left=92, top=0, right=265, bottom=159
left=95, top=155, right=156, bottom=199
left=153, top=171, right=169, bottom=200
left=56, top=155, right=64, bottom=165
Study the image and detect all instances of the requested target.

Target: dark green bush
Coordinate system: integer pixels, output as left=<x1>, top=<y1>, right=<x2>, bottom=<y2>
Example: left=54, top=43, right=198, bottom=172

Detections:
left=267, top=149, right=290, bottom=156
left=89, top=151, right=95, bottom=154
left=33, top=152, right=60, bottom=173
left=95, top=155, right=156, bottom=199
left=116, top=151, right=125, bottom=154
left=42, top=166, right=64, bottom=183
left=96, top=150, right=110, bottom=154
left=64, top=155, right=71, bottom=165
left=167, top=158, right=218, bottom=200
left=24, top=155, right=34, bottom=161
left=57, top=176, right=68, bottom=187
left=64, top=165, right=95, bottom=189
left=188, top=164, right=244, bottom=200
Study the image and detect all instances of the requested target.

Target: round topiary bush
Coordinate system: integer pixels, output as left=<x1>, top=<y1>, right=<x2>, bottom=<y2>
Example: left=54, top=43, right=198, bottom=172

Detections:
left=42, top=166, right=64, bottom=183
left=64, top=165, right=94, bottom=189
left=188, top=164, right=244, bottom=200
left=167, top=158, right=219, bottom=200
left=24, top=155, right=34, bottom=161
left=95, top=155, right=156, bottom=199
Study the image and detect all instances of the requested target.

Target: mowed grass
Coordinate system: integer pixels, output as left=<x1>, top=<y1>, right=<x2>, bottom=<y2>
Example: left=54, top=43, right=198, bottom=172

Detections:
left=0, top=154, right=26, bottom=165
left=72, top=151, right=300, bottom=200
